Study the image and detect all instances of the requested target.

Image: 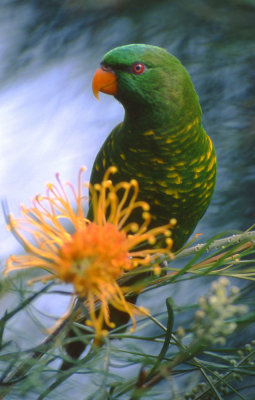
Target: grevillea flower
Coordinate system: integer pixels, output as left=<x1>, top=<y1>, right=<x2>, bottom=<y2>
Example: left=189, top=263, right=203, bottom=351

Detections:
left=4, top=167, right=175, bottom=340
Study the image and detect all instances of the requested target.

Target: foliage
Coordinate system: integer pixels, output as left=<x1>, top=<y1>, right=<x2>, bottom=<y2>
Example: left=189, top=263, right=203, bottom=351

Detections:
left=1, top=229, right=255, bottom=400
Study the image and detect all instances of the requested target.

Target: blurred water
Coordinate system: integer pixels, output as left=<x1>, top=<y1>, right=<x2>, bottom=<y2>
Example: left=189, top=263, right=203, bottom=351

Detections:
left=0, top=0, right=255, bottom=397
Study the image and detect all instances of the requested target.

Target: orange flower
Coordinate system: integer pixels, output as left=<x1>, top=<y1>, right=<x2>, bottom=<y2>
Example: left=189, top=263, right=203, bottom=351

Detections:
left=4, top=167, right=175, bottom=340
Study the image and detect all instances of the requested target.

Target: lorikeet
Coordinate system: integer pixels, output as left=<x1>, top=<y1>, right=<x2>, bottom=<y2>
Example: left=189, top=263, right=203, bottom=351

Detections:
left=63, top=44, right=216, bottom=364
left=90, top=44, right=216, bottom=250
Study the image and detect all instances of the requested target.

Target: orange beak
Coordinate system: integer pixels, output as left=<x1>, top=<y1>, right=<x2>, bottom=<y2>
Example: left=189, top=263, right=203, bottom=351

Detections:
left=92, top=67, right=118, bottom=100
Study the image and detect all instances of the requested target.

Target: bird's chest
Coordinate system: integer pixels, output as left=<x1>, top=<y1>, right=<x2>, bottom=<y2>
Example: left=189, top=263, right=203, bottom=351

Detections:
left=107, top=133, right=193, bottom=192
left=96, top=128, right=215, bottom=210
left=92, top=127, right=216, bottom=250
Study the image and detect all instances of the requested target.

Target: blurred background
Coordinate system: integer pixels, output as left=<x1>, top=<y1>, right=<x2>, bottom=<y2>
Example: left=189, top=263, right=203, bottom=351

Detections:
left=0, top=0, right=255, bottom=260
left=0, top=0, right=254, bottom=398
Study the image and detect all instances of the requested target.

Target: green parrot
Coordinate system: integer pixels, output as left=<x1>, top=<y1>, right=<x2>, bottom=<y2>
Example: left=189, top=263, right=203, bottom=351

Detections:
left=63, top=44, right=216, bottom=365
left=90, top=44, right=216, bottom=250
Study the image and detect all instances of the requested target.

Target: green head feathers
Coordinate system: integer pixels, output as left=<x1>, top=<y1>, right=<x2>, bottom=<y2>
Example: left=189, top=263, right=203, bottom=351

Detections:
left=100, top=44, right=201, bottom=126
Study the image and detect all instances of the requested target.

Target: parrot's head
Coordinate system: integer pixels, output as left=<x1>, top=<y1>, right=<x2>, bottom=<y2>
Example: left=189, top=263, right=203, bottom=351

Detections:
left=92, top=44, right=201, bottom=124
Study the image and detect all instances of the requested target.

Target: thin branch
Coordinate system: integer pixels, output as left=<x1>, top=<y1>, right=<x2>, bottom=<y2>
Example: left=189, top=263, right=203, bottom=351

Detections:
left=174, top=231, right=255, bottom=260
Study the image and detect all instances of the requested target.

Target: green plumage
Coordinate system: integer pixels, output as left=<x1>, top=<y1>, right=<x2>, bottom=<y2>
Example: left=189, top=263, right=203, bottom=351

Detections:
left=63, top=44, right=216, bottom=366
left=89, top=44, right=216, bottom=251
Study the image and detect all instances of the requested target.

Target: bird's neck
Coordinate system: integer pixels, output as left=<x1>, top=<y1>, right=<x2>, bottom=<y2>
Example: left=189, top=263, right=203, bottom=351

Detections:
left=122, top=93, right=202, bottom=131
left=123, top=106, right=173, bottom=132
left=122, top=104, right=204, bottom=152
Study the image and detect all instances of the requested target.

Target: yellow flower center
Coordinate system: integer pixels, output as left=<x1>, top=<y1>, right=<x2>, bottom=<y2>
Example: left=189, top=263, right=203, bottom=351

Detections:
left=58, top=222, right=131, bottom=296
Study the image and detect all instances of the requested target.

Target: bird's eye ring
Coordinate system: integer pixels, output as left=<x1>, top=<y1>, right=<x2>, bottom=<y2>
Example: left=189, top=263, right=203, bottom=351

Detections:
left=132, top=63, right=146, bottom=74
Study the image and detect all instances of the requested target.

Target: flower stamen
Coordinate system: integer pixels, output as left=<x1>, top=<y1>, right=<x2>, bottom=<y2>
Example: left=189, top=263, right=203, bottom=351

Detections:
left=5, top=166, right=174, bottom=341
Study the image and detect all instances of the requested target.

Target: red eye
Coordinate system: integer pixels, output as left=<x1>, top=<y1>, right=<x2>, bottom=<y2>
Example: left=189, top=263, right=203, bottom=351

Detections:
left=132, top=63, right=145, bottom=74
